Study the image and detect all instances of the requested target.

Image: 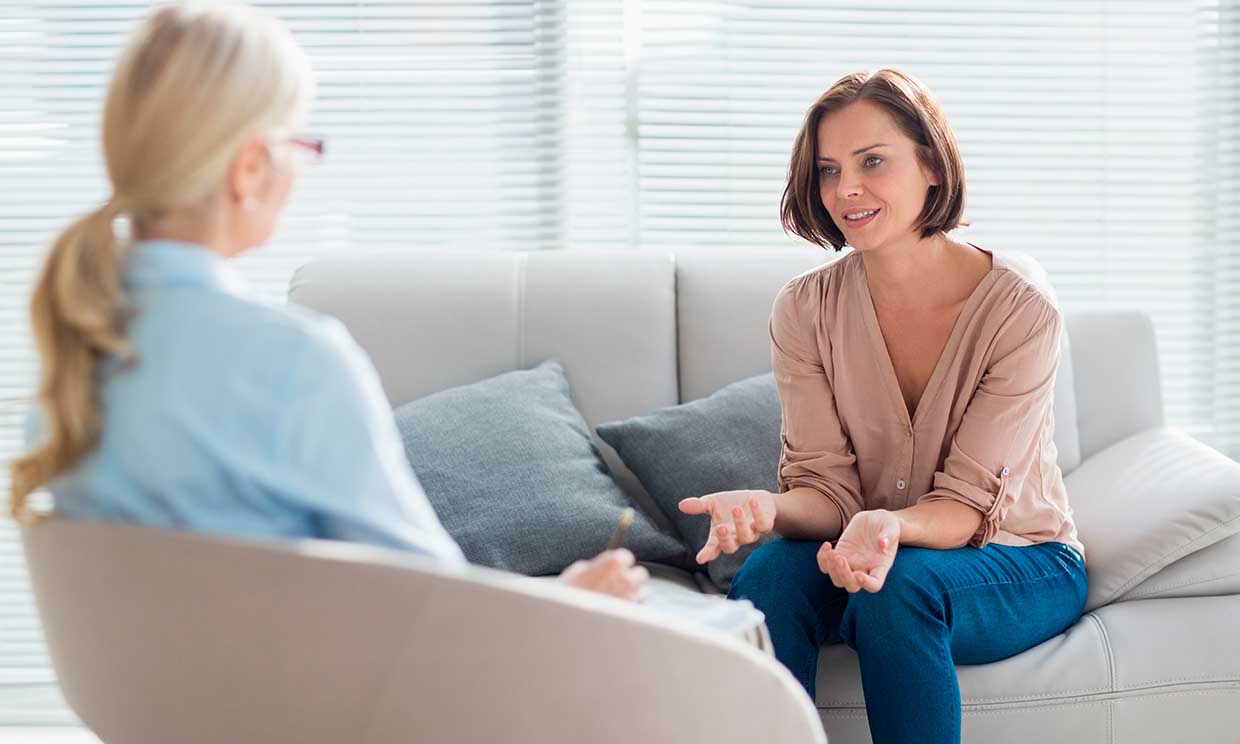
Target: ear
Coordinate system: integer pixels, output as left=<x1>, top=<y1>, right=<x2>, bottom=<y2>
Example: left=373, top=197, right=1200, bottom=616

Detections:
left=227, top=136, right=269, bottom=209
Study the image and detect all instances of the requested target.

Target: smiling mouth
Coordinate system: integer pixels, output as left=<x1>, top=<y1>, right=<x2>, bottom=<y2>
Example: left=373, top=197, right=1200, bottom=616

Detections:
left=844, top=208, right=880, bottom=223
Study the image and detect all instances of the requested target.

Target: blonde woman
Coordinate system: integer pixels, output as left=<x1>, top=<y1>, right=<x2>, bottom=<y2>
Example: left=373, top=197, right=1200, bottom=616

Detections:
left=678, top=69, right=1088, bottom=743
left=11, top=2, right=645, bottom=601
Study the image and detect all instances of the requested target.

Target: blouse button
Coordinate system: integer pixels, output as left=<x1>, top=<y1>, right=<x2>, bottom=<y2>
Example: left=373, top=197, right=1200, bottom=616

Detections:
left=1001, top=466, right=1011, bottom=477
left=896, top=479, right=906, bottom=490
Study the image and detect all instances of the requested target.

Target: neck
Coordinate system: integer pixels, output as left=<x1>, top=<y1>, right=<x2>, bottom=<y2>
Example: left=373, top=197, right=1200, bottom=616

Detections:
left=135, top=210, right=241, bottom=259
left=859, top=232, right=952, bottom=305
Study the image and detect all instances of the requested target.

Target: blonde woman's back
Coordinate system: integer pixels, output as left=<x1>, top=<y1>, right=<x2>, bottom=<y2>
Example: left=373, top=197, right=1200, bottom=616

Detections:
left=28, top=238, right=466, bottom=563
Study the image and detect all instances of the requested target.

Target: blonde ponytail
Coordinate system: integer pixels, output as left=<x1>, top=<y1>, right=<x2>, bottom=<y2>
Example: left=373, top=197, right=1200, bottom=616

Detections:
left=10, top=201, right=133, bottom=520
left=9, top=2, right=313, bottom=520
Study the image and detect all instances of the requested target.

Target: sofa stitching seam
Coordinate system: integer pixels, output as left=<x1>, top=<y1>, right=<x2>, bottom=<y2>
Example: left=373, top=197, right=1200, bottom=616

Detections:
left=818, top=675, right=1240, bottom=707
left=1088, top=612, right=1116, bottom=744
left=1121, top=568, right=1240, bottom=600
left=819, top=684, right=1240, bottom=715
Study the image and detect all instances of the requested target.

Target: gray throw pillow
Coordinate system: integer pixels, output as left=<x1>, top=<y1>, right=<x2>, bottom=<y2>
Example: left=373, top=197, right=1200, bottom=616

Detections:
left=596, top=373, right=781, bottom=590
left=393, top=359, right=686, bottom=575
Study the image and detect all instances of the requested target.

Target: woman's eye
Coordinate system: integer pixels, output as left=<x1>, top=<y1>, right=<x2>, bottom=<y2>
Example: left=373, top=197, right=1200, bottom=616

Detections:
left=865, top=156, right=883, bottom=167
left=819, top=166, right=837, bottom=177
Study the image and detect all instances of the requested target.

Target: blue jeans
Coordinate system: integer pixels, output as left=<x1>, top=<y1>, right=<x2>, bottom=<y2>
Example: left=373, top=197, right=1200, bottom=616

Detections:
left=728, top=539, right=1088, bottom=744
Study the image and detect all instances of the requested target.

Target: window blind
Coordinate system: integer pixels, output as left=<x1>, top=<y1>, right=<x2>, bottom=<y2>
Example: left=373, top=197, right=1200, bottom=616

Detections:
left=0, top=0, right=1235, bottom=728
left=0, top=0, right=580, bottom=725
left=634, top=0, right=1239, bottom=458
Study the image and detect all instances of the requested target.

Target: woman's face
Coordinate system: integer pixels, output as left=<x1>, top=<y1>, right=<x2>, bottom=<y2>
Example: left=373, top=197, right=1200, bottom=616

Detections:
left=815, top=100, right=939, bottom=252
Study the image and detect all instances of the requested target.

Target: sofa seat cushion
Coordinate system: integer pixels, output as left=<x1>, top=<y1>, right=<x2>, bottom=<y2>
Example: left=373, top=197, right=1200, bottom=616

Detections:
left=816, top=595, right=1240, bottom=744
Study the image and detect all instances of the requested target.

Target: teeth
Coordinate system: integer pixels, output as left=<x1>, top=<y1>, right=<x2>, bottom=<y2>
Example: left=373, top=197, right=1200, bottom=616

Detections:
left=846, top=209, right=878, bottom=220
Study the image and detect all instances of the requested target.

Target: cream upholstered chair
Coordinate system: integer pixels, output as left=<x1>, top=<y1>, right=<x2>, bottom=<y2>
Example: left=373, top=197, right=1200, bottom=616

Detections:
left=22, top=518, right=824, bottom=744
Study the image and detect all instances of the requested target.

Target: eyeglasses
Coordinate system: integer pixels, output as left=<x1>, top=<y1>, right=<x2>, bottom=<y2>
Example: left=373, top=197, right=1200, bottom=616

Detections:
left=267, top=132, right=326, bottom=168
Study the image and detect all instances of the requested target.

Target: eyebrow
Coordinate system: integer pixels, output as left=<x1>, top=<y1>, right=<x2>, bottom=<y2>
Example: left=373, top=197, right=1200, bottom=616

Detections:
left=817, top=143, right=889, bottom=163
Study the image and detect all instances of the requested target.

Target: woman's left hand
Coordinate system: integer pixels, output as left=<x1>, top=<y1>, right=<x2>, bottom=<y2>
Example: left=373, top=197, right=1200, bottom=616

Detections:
left=818, top=509, right=900, bottom=593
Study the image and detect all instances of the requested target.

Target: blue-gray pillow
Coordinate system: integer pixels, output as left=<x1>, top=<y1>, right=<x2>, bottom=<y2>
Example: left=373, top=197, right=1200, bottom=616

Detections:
left=393, top=359, right=685, bottom=575
left=596, top=373, right=781, bottom=590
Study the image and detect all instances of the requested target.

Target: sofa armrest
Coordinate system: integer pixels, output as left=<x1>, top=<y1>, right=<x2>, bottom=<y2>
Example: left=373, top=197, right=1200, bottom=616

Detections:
left=1065, top=427, right=1240, bottom=612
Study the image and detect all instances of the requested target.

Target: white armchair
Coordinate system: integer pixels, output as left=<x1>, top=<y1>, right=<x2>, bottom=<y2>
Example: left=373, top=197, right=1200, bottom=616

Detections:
left=22, top=518, right=824, bottom=744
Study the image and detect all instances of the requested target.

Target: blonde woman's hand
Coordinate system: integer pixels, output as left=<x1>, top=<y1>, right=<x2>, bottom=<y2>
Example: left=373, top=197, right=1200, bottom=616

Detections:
left=678, top=490, right=777, bottom=565
left=558, top=548, right=649, bottom=601
left=818, top=509, right=899, bottom=593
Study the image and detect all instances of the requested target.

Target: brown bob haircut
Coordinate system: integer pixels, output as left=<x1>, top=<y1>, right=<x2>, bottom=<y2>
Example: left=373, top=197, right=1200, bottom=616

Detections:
left=781, top=68, right=967, bottom=252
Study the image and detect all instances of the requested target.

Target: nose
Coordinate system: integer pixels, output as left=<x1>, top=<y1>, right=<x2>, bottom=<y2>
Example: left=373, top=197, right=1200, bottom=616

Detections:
left=836, top=170, right=863, bottom=201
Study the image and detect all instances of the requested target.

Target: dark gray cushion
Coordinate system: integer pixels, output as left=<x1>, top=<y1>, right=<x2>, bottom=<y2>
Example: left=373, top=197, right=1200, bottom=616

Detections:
left=596, top=373, right=781, bottom=590
left=392, top=359, right=686, bottom=575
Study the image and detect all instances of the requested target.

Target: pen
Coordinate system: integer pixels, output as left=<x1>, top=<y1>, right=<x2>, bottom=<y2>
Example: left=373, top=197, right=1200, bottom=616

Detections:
left=607, top=507, right=635, bottom=551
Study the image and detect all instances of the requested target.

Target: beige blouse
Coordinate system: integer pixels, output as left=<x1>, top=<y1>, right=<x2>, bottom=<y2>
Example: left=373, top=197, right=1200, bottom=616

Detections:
left=771, top=246, right=1085, bottom=561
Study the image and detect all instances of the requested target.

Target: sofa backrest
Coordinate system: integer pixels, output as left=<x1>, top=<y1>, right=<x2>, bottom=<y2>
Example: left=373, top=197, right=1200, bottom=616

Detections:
left=289, top=249, right=1124, bottom=492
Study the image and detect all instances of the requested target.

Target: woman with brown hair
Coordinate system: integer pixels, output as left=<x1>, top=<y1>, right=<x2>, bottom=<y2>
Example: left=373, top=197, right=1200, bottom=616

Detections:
left=678, top=68, right=1087, bottom=743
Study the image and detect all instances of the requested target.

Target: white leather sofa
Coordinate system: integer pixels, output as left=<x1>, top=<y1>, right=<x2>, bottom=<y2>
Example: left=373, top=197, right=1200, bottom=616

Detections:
left=284, top=248, right=1240, bottom=744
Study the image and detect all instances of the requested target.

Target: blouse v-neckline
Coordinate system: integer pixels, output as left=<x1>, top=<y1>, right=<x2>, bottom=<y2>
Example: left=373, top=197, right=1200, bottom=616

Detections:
left=858, top=243, right=1003, bottom=430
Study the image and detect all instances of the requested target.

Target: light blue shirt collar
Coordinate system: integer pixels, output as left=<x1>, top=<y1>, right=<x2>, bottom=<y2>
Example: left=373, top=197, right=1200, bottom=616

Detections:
left=125, top=240, right=246, bottom=293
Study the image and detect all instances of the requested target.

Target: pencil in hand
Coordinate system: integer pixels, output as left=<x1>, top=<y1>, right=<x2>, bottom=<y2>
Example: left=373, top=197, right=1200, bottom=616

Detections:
left=607, top=507, right=636, bottom=551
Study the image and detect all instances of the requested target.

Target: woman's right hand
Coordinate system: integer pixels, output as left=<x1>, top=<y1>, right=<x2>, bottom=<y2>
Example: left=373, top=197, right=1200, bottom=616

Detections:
left=558, top=548, right=649, bottom=601
left=678, top=490, right=777, bottom=564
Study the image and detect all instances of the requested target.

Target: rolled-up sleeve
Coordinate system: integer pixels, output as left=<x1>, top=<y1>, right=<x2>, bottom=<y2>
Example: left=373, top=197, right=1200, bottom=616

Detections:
left=770, top=276, right=864, bottom=527
left=917, top=289, right=1063, bottom=548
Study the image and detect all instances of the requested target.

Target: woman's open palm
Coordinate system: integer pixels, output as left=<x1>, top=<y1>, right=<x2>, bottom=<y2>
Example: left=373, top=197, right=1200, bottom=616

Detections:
left=818, top=509, right=900, bottom=593
left=678, top=490, right=777, bottom=565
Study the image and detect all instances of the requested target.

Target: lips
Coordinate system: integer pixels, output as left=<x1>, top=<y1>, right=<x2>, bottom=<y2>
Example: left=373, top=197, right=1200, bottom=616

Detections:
left=843, top=207, right=880, bottom=226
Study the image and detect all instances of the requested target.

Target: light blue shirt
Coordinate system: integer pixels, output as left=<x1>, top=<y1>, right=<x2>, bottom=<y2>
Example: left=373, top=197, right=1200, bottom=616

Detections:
left=27, top=239, right=466, bottom=566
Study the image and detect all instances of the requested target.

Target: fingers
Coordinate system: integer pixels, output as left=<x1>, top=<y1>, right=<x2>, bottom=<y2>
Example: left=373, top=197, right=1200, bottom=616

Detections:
left=732, top=505, right=755, bottom=544
left=696, top=532, right=721, bottom=564
left=566, top=551, right=649, bottom=601
left=615, top=564, right=649, bottom=601
left=559, top=559, right=587, bottom=585
left=600, top=548, right=636, bottom=568
left=835, top=554, right=862, bottom=592
left=678, top=496, right=710, bottom=515
left=867, top=560, right=891, bottom=589
left=855, top=570, right=882, bottom=592
left=750, top=495, right=775, bottom=534
left=715, top=523, right=740, bottom=554
left=597, top=559, right=649, bottom=601
left=683, top=493, right=773, bottom=563
left=878, top=532, right=897, bottom=555
left=818, top=543, right=862, bottom=592
left=705, top=498, right=739, bottom=555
